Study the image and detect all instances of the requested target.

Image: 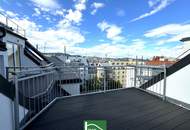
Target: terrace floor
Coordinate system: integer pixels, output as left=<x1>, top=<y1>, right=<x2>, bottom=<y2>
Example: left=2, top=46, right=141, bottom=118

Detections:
left=26, top=88, right=190, bottom=130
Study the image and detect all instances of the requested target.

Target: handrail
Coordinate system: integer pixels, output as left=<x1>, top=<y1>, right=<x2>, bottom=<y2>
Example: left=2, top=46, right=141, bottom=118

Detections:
left=176, top=48, right=190, bottom=59
left=0, top=11, right=26, bottom=37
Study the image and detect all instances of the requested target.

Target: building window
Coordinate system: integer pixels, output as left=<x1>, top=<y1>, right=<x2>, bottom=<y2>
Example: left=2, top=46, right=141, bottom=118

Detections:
left=7, top=43, right=14, bottom=67
left=14, top=44, right=21, bottom=67
left=7, top=43, right=21, bottom=68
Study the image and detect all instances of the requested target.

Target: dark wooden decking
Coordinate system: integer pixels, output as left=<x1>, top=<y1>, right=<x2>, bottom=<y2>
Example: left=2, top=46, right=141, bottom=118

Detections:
left=26, top=88, right=190, bottom=130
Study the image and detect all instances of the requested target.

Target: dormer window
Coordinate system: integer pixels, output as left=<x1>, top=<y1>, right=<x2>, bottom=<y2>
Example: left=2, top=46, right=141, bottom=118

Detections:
left=7, top=43, right=21, bottom=68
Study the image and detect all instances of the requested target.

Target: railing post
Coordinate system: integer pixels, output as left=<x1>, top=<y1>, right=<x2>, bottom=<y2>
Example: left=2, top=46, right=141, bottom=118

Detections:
left=16, top=25, right=19, bottom=33
left=134, top=56, right=138, bottom=88
left=24, top=30, right=26, bottom=37
left=6, top=67, right=9, bottom=80
left=6, top=17, right=8, bottom=25
left=103, top=67, right=106, bottom=92
left=163, top=65, right=167, bottom=100
left=134, top=66, right=137, bottom=88
left=83, top=66, right=86, bottom=93
left=13, top=73, right=20, bottom=130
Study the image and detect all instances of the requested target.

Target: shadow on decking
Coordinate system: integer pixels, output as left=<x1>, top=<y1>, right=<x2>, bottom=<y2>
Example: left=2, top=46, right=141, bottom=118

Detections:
left=25, top=88, right=190, bottom=130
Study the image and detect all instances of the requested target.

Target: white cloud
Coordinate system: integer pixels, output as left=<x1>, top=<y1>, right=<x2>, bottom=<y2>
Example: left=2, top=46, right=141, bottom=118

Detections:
left=148, top=0, right=160, bottom=7
left=63, top=0, right=87, bottom=24
left=45, top=16, right=52, bottom=22
left=67, top=38, right=190, bottom=58
left=66, top=40, right=146, bottom=58
left=131, top=0, right=175, bottom=22
left=154, top=41, right=190, bottom=58
left=0, top=8, right=86, bottom=53
left=143, top=23, right=190, bottom=58
left=30, top=0, right=67, bottom=18
left=54, top=9, right=66, bottom=16
left=27, top=21, right=85, bottom=48
left=30, top=0, right=60, bottom=10
left=144, top=23, right=190, bottom=45
left=6, top=11, right=18, bottom=17
left=75, top=0, right=86, bottom=11
left=117, top=9, right=125, bottom=17
left=1, top=9, right=150, bottom=58
left=32, top=8, right=41, bottom=16
left=0, top=6, right=4, bottom=12
left=97, top=21, right=124, bottom=42
left=30, top=0, right=86, bottom=24
left=145, top=24, right=190, bottom=37
left=65, top=9, right=82, bottom=24
left=91, top=2, right=105, bottom=15
left=3, top=6, right=188, bottom=58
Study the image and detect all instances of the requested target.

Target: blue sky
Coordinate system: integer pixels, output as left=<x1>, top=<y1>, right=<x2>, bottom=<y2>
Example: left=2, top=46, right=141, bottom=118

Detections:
left=0, top=0, right=190, bottom=58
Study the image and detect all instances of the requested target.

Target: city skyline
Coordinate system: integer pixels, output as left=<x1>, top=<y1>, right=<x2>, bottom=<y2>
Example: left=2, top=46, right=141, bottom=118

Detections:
left=0, top=0, right=190, bottom=58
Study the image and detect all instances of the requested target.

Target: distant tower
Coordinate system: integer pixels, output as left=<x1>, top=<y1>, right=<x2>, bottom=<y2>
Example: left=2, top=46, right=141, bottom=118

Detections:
left=64, top=46, right=66, bottom=54
left=64, top=46, right=68, bottom=59
left=105, top=53, right=108, bottom=58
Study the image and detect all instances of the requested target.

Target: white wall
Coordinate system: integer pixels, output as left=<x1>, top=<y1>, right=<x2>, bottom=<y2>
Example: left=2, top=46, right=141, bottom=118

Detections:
left=147, top=64, right=190, bottom=105
left=0, top=94, right=14, bottom=130
left=2, top=31, right=39, bottom=68
left=147, top=79, right=164, bottom=95
left=0, top=93, right=29, bottom=130
left=3, top=33, right=25, bottom=47
left=166, top=64, right=190, bottom=104
left=61, top=83, right=80, bottom=95
left=0, top=30, right=36, bottom=130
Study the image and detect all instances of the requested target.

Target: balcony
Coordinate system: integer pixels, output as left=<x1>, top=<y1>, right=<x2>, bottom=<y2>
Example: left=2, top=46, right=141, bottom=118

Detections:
left=7, top=62, right=190, bottom=130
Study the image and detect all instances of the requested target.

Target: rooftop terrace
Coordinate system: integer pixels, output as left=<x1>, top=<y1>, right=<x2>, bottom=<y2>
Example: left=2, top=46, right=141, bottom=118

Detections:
left=26, top=88, right=190, bottom=130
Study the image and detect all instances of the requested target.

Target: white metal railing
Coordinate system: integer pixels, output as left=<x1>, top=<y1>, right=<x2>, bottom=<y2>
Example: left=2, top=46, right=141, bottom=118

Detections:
left=138, top=65, right=167, bottom=100
left=12, top=67, right=58, bottom=130
left=10, top=65, right=165, bottom=130
left=0, top=12, right=26, bottom=37
left=6, top=65, right=55, bottom=81
left=176, top=48, right=190, bottom=59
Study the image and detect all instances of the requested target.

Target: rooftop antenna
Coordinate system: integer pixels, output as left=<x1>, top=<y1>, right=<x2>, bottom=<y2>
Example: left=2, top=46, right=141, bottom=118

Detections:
left=44, top=42, right=47, bottom=53
left=105, top=53, right=108, bottom=62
